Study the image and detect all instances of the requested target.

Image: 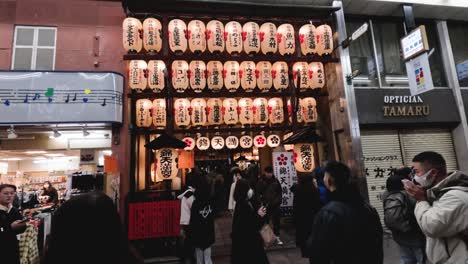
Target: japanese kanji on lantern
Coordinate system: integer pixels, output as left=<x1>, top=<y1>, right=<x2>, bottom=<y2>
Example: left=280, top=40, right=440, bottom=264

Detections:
left=243, top=22, right=260, bottom=55
left=268, top=97, right=284, bottom=125
left=211, top=136, right=225, bottom=150
left=224, top=61, right=240, bottom=92
left=293, top=62, right=310, bottom=90
left=240, top=61, right=256, bottom=92
left=226, top=136, right=239, bottom=149
left=206, top=20, right=225, bottom=53
left=155, top=148, right=179, bottom=179
left=123, top=17, right=142, bottom=53
left=240, top=135, right=253, bottom=149
left=256, top=61, right=273, bottom=92
left=189, top=60, right=206, bottom=93
left=272, top=61, right=289, bottom=91
left=206, top=61, right=223, bottom=92
left=187, top=20, right=206, bottom=53
left=299, top=24, right=316, bottom=56
left=168, top=19, right=188, bottom=53
left=308, top=62, right=325, bottom=89
left=196, top=136, right=210, bottom=150
left=147, top=60, right=165, bottom=93
left=207, top=98, right=224, bottom=126
left=300, top=97, right=317, bottom=123
left=293, top=143, right=315, bottom=172
left=267, top=134, right=281, bottom=148
left=277, top=24, right=295, bottom=56
left=253, top=98, right=269, bottom=124
left=238, top=98, right=254, bottom=125
left=128, top=60, right=147, bottom=92
left=225, top=21, right=243, bottom=55
left=136, top=99, right=153, bottom=127
left=259, top=22, right=277, bottom=55
left=254, top=135, right=267, bottom=148
left=316, top=24, right=333, bottom=56
left=143, top=18, right=162, bottom=53
left=182, top=137, right=196, bottom=151
left=174, top=98, right=191, bottom=127
left=223, top=98, right=239, bottom=125
left=152, top=99, right=166, bottom=128
left=190, top=98, right=207, bottom=127
left=172, top=60, right=189, bottom=93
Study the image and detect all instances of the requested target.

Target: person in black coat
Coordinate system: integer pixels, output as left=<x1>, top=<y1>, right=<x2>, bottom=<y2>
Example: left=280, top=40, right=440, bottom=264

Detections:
left=0, top=184, right=27, bottom=264
left=231, top=179, right=269, bottom=264
left=41, top=181, right=58, bottom=204
left=306, top=162, right=383, bottom=264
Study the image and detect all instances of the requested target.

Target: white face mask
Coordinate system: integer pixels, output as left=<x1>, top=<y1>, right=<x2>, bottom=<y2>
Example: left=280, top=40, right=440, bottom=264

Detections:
left=414, top=169, right=433, bottom=188
left=247, top=188, right=254, bottom=200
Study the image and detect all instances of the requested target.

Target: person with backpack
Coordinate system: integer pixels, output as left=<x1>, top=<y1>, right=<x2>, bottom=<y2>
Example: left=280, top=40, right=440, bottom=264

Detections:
left=405, top=151, right=468, bottom=264
left=383, top=167, right=428, bottom=264
left=306, top=161, right=383, bottom=264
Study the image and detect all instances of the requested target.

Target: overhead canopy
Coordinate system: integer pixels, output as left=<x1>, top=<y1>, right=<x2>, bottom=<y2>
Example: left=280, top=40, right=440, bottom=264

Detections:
left=283, top=126, right=324, bottom=144
left=145, top=133, right=187, bottom=150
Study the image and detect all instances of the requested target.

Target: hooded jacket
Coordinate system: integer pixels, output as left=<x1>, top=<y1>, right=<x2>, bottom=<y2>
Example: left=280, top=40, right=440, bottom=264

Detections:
left=414, top=171, right=468, bottom=264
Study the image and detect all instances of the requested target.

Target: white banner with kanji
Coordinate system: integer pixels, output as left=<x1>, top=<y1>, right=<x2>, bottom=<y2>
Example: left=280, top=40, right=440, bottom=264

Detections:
left=272, top=152, right=297, bottom=216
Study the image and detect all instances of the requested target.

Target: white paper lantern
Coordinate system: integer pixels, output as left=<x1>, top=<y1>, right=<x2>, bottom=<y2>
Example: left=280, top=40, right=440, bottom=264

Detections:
left=123, top=17, right=143, bottom=53
left=226, top=136, right=239, bottom=149
left=174, top=98, right=191, bottom=127
left=187, top=20, right=206, bottom=53
left=168, top=19, right=188, bottom=53
left=143, top=18, right=162, bottom=53
left=223, top=98, right=239, bottom=125
left=136, top=99, right=152, bottom=127
left=190, top=98, right=207, bottom=126
left=196, top=137, right=210, bottom=150
left=293, top=143, right=315, bottom=172
left=155, top=148, right=179, bottom=179
left=268, top=98, right=284, bottom=125
left=256, top=61, right=273, bottom=92
left=172, top=60, right=189, bottom=93
left=308, top=62, right=325, bottom=89
left=206, top=20, right=225, bottom=53
left=240, top=61, right=256, bottom=92
left=253, top=98, right=269, bottom=125
left=267, top=134, right=281, bottom=148
left=189, top=60, right=206, bottom=93
left=147, top=60, right=165, bottom=92
left=128, top=60, right=147, bottom=92
left=272, top=61, right=288, bottom=91
left=238, top=98, right=254, bottom=125
left=293, top=62, right=310, bottom=90
left=206, top=61, right=224, bottom=92
left=182, top=137, right=196, bottom=151
left=316, top=24, right=333, bottom=56
left=243, top=22, right=260, bottom=54
left=207, top=98, right=224, bottom=126
left=211, top=136, right=225, bottom=150
left=152, top=99, right=166, bottom=128
left=224, top=61, right=240, bottom=92
left=277, top=24, right=295, bottom=56
left=299, top=24, right=316, bottom=56
left=259, top=22, right=277, bottom=55
left=225, top=21, right=243, bottom=55
left=254, top=135, right=267, bottom=148
left=300, top=97, right=317, bottom=123
left=240, top=135, right=253, bottom=149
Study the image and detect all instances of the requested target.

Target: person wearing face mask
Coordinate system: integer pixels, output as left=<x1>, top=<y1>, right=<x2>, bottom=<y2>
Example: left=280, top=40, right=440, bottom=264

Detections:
left=405, top=151, right=468, bottom=264
left=231, top=179, right=269, bottom=264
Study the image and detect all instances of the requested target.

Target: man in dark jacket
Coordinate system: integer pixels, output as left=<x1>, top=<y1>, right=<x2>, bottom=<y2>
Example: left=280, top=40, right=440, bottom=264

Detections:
left=256, top=166, right=283, bottom=245
left=306, top=162, right=383, bottom=264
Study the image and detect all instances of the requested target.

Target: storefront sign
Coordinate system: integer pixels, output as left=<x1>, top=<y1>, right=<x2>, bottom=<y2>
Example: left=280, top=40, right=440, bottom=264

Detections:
left=401, top=25, right=429, bottom=61
left=382, top=95, right=430, bottom=117
left=406, top=52, right=434, bottom=96
left=272, top=152, right=297, bottom=216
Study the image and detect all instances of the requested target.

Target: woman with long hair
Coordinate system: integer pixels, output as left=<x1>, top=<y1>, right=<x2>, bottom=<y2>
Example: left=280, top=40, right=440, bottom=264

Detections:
left=40, top=181, right=58, bottom=204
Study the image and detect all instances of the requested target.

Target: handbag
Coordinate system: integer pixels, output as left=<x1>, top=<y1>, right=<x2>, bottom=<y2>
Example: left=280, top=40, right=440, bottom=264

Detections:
left=259, top=223, right=276, bottom=247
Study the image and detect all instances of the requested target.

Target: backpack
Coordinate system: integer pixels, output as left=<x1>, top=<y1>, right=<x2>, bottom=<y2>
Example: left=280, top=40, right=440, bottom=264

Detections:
left=383, top=191, right=413, bottom=233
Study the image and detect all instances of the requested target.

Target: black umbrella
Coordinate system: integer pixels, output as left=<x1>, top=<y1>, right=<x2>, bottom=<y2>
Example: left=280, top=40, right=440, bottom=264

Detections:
left=144, top=132, right=187, bottom=150
left=283, top=126, right=324, bottom=144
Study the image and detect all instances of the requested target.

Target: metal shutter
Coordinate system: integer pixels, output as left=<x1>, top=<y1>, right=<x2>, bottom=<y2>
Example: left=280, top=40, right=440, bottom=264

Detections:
left=400, top=129, right=458, bottom=172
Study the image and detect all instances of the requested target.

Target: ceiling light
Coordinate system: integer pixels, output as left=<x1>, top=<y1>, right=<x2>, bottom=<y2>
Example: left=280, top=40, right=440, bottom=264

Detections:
left=1, top=158, right=22, bottom=161
left=25, top=151, right=47, bottom=154
left=44, top=153, right=65, bottom=157
left=7, top=125, right=17, bottom=139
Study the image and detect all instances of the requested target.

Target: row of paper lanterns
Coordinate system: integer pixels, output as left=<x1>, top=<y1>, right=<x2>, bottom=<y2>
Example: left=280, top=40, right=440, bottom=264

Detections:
left=129, top=60, right=325, bottom=92
left=123, top=17, right=333, bottom=56
left=181, top=134, right=281, bottom=150
left=136, top=97, right=318, bottom=128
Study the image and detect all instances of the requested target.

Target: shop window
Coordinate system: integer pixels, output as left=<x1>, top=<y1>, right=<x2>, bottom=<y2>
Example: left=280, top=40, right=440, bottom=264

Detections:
left=12, top=26, right=56, bottom=70
left=448, top=22, right=468, bottom=87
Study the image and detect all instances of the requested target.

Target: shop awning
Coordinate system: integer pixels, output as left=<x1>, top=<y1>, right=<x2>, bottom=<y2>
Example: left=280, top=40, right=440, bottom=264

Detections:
left=283, top=125, right=324, bottom=144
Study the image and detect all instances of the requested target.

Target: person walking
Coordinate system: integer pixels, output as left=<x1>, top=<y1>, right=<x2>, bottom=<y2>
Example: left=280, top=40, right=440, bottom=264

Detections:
left=405, top=151, right=468, bottom=264
left=383, top=167, right=428, bottom=264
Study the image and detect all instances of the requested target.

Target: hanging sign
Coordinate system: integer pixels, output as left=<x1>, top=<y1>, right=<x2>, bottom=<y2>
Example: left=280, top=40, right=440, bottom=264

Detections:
left=268, top=97, right=284, bottom=124
left=187, top=20, right=207, bottom=53
left=182, top=137, right=196, bottom=151
left=147, top=60, right=165, bottom=93
left=293, top=143, right=315, bottom=172
left=196, top=137, right=210, bottom=150
left=272, top=61, right=289, bottom=91
left=308, top=62, right=325, bottom=89
left=243, top=22, right=260, bottom=54
left=300, top=97, right=317, bottom=123
left=207, top=98, right=224, bottom=126
left=174, top=98, right=191, bottom=127
left=226, top=136, right=239, bottom=149
left=224, top=61, right=240, bottom=92
left=206, top=61, right=224, bottom=92
left=254, top=135, right=267, bottom=148
left=225, top=21, right=243, bottom=55
left=272, top=152, right=297, bottom=215
left=316, top=24, right=333, bottom=56
left=240, top=61, right=257, bottom=92
left=223, top=98, right=239, bottom=125
left=155, top=148, right=179, bottom=179
left=256, top=61, right=273, bottom=92
left=168, top=19, right=188, bottom=53
left=253, top=98, right=269, bottom=124
left=123, top=17, right=143, bottom=53
left=238, top=98, right=254, bottom=125
left=211, top=136, right=225, bottom=150
left=406, top=52, right=434, bottom=96
left=152, top=99, right=166, bottom=128
left=143, top=18, right=162, bottom=53
left=401, top=25, right=429, bottom=61
left=277, top=24, right=295, bottom=56
left=172, top=60, right=189, bottom=93
left=136, top=99, right=153, bottom=127
left=189, top=60, right=206, bottom=93
left=190, top=98, right=207, bottom=126
left=293, top=62, right=310, bottom=90
left=267, top=134, right=281, bottom=148
left=259, top=22, right=277, bottom=55
left=240, top=135, right=253, bottom=149
left=128, top=60, right=147, bottom=92
left=206, top=20, right=225, bottom=53
left=299, top=24, right=316, bottom=55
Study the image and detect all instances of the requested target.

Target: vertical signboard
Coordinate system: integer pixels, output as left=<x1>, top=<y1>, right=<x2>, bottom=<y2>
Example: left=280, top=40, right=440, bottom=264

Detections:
left=272, top=152, right=298, bottom=216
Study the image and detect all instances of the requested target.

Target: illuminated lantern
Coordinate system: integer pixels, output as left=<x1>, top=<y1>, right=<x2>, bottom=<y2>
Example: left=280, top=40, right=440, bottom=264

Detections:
left=206, top=61, right=223, bottom=92
left=136, top=99, right=152, bottom=127
left=299, top=24, right=316, bottom=56
left=190, top=98, right=207, bottom=126
left=155, top=148, right=179, bottom=179
left=272, top=61, right=288, bottom=91
left=152, top=99, right=166, bottom=128
left=243, top=22, right=260, bottom=54
left=147, top=60, right=165, bottom=93
left=151, top=163, right=160, bottom=182
left=300, top=97, right=317, bottom=123
left=256, top=61, right=273, bottom=92
left=172, top=60, right=189, bottom=93
left=253, top=98, right=269, bottom=125
left=187, top=20, right=206, bottom=53
left=128, top=60, right=147, bottom=92
left=240, top=61, right=256, bottom=92
left=238, top=98, right=254, bottom=125
left=211, top=136, right=225, bottom=150
left=123, top=17, right=142, bottom=53
left=316, top=24, right=333, bottom=56
left=174, top=98, right=191, bottom=127
left=226, top=136, right=239, bottom=149
left=189, top=60, right=206, bottom=93
left=225, top=21, right=243, bottom=55
left=224, top=61, right=240, bottom=92
left=267, top=134, right=281, bottom=148
left=293, top=62, right=310, bottom=90
left=268, top=97, right=284, bottom=125
left=254, top=135, right=267, bottom=148
left=259, top=22, right=277, bottom=55
left=182, top=137, right=196, bottom=151
left=277, top=24, right=295, bottom=56
left=308, top=62, right=325, bottom=89
left=143, top=18, right=162, bottom=53
left=168, top=19, right=188, bottom=53
left=240, top=135, right=253, bottom=149
left=207, top=98, right=224, bottom=126
left=206, top=20, right=225, bottom=53
left=196, top=137, right=210, bottom=150
left=293, top=143, right=315, bottom=172
left=223, top=98, right=238, bottom=125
